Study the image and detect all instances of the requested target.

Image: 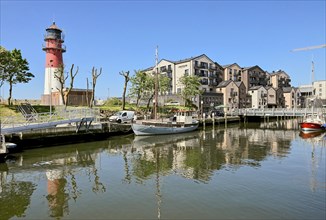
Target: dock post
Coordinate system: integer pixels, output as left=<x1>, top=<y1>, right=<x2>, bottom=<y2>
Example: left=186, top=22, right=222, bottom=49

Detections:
left=212, top=113, right=215, bottom=128
left=224, top=113, right=227, bottom=128
left=0, top=134, right=9, bottom=156
left=203, top=113, right=206, bottom=130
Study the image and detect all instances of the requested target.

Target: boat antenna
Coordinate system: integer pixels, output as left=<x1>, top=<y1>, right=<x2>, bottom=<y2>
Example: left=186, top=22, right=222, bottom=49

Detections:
left=154, top=46, right=159, bottom=120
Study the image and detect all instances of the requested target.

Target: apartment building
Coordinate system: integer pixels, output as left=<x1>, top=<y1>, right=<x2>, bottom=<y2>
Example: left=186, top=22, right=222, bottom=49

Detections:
left=266, top=87, right=277, bottom=108
left=200, top=92, right=224, bottom=114
left=313, top=80, right=326, bottom=100
left=268, top=70, right=291, bottom=89
left=235, top=81, right=247, bottom=109
left=222, top=63, right=242, bottom=81
left=298, top=84, right=313, bottom=108
left=144, top=54, right=224, bottom=95
left=283, top=87, right=300, bottom=109
left=216, top=80, right=241, bottom=110
left=141, top=53, right=297, bottom=110
left=275, top=87, right=285, bottom=108
left=266, top=87, right=285, bottom=108
left=241, top=65, right=268, bottom=93
left=248, top=86, right=268, bottom=109
left=299, top=80, right=326, bottom=107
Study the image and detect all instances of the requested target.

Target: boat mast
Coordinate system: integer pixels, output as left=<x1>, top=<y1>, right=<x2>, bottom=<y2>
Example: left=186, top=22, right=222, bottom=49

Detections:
left=154, top=46, right=159, bottom=120
left=311, top=58, right=315, bottom=85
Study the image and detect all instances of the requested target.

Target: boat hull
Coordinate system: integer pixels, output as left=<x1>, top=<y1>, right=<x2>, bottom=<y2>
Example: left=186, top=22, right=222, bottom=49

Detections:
left=131, top=122, right=199, bottom=136
left=299, top=122, right=324, bottom=132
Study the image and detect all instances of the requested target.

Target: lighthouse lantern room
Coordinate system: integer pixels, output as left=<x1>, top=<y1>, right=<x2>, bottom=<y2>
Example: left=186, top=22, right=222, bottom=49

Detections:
left=41, top=22, right=66, bottom=105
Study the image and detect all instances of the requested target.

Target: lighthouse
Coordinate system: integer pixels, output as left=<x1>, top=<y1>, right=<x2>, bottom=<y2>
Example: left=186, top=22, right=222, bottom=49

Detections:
left=41, top=22, right=66, bottom=105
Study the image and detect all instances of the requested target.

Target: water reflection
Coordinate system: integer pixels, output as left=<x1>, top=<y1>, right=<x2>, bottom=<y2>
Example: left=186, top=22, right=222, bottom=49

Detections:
left=0, top=162, right=36, bottom=219
left=0, top=120, right=325, bottom=219
left=46, top=168, right=68, bottom=217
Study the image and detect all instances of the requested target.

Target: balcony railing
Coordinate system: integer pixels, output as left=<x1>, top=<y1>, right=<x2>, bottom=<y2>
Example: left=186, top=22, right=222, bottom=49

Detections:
left=42, top=43, right=66, bottom=52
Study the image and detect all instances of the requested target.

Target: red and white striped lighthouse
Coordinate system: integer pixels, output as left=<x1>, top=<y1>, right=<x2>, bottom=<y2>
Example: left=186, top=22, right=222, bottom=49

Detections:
left=42, top=22, right=66, bottom=104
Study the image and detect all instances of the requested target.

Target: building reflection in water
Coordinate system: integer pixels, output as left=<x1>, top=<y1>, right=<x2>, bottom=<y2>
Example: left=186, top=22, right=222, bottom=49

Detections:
left=46, top=167, right=68, bottom=218
left=43, top=150, right=107, bottom=218
left=0, top=120, right=324, bottom=219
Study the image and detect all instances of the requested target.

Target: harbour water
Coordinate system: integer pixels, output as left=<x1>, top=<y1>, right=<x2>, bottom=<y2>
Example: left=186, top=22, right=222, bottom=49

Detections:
left=0, top=120, right=325, bottom=220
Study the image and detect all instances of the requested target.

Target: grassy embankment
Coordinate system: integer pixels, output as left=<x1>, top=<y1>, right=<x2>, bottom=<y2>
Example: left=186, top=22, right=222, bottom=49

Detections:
left=0, top=98, right=188, bottom=118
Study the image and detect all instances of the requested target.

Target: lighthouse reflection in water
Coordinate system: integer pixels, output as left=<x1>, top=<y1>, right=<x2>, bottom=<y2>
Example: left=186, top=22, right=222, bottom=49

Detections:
left=0, top=120, right=325, bottom=220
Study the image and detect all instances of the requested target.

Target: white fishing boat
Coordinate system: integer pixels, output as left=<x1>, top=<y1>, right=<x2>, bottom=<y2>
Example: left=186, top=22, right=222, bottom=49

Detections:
left=299, top=60, right=326, bottom=132
left=132, top=111, right=199, bottom=136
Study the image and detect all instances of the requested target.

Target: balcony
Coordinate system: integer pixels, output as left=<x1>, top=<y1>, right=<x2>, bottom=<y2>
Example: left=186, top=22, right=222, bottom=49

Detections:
left=209, top=64, right=217, bottom=70
left=42, top=43, right=66, bottom=52
left=208, top=73, right=218, bottom=78
left=194, top=63, right=208, bottom=69
left=200, top=80, right=208, bottom=85
left=209, top=82, right=218, bottom=86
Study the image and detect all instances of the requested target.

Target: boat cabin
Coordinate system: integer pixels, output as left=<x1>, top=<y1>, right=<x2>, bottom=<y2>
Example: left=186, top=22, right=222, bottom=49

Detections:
left=175, top=111, right=194, bottom=124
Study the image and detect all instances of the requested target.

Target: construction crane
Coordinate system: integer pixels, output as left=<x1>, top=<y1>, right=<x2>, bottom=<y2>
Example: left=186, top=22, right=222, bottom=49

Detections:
left=290, top=44, right=326, bottom=84
left=290, top=44, right=326, bottom=52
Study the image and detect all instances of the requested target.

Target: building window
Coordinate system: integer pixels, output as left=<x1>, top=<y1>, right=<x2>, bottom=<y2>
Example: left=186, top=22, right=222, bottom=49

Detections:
left=185, top=69, right=189, bottom=76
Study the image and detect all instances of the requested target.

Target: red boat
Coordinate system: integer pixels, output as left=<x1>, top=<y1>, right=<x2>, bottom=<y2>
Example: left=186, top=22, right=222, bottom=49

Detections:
left=299, top=115, right=325, bottom=132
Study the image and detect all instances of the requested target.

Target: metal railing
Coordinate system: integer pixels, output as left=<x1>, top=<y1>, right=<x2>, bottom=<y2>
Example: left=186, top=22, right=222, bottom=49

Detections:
left=1, top=107, right=100, bottom=134
left=230, top=108, right=325, bottom=117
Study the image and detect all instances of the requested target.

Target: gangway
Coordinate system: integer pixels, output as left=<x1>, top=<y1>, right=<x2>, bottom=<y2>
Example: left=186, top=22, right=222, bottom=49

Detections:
left=0, top=108, right=98, bottom=135
left=17, top=102, right=38, bottom=121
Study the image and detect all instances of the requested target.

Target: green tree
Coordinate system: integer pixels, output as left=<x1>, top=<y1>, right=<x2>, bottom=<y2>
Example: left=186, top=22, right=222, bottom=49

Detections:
left=179, top=75, right=202, bottom=107
left=129, top=70, right=147, bottom=107
left=129, top=69, right=171, bottom=109
left=158, top=74, right=170, bottom=94
left=0, top=46, right=34, bottom=105
left=143, top=73, right=170, bottom=109
left=0, top=47, right=6, bottom=88
left=143, top=73, right=155, bottom=109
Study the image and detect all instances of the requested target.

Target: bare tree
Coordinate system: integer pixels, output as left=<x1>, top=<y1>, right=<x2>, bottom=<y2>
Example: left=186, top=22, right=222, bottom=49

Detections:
left=119, top=71, right=130, bottom=110
left=90, top=67, right=102, bottom=108
left=86, top=77, right=89, bottom=107
left=54, top=64, right=78, bottom=109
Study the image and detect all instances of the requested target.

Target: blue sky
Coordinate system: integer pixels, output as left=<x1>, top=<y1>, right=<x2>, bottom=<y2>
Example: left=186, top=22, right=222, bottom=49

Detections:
left=1, top=0, right=325, bottom=100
